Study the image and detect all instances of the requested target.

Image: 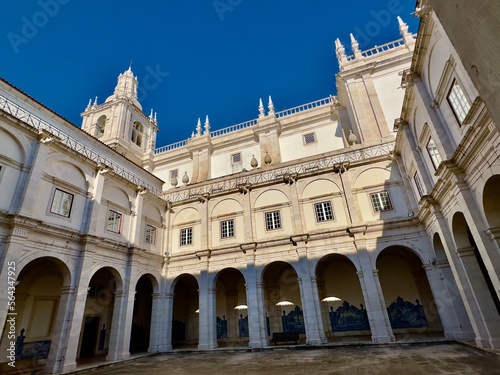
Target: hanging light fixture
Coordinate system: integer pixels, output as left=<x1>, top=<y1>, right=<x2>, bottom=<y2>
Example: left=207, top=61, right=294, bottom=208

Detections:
left=321, top=296, right=341, bottom=302
left=234, top=304, right=248, bottom=310
left=275, top=301, right=294, bottom=306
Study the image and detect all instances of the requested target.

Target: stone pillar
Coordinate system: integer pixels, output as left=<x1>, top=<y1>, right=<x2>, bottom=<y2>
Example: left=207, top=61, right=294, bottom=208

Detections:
left=44, top=286, right=75, bottom=373
left=198, top=271, right=217, bottom=349
left=355, top=239, right=394, bottom=343
left=162, top=292, right=175, bottom=351
left=106, top=291, right=129, bottom=361
left=432, top=208, right=500, bottom=348
left=245, top=274, right=267, bottom=348
left=455, top=246, right=500, bottom=348
left=148, top=292, right=163, bottom=353
left=296, top=252, right=326, bottom=346
left=48, top=249, right=94, bottom=373
left=422, top=263, right=474, bottom=339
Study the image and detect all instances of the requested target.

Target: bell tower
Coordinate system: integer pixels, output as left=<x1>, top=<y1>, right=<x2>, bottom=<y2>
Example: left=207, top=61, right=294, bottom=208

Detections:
left=81, top=66, right=158, bottom=167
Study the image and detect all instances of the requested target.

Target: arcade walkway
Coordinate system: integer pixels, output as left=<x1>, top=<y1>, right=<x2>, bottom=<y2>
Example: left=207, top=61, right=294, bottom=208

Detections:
left=75, top=343, right=499, bottom=375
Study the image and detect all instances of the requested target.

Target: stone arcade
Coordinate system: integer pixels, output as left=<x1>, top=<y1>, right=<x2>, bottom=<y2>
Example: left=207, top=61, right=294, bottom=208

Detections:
left=0, top=4, right=499, bottom=374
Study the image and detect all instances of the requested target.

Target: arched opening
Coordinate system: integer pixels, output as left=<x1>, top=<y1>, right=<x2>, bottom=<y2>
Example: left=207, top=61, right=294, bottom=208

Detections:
left=262, top=262, right=304, bottom=343
left=129, top=275, right=154, bottom=354
left=96, top=115, right=106, bottom=138
left=172, top=274, right=199, bottom=348
left=78, top=268, right=121, bottom=362
left=316, top=254, right=370, bottom=342
left=452, top=212, right=500, bottom=315
left=377, top=246, right=444, bottom=340
left=214, top=268, right=248, bottom=348
left=131, top=121, right=144, bottom=147
left=483, top=175, right=500, bottom=248
left=0, top=257, right=70, bottom=373
left=432, top=233, right=448, bottom=263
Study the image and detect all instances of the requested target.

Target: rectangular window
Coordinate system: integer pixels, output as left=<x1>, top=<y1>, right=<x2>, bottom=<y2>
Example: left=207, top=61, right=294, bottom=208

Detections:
left=413, top=173, right=425, bottom=198
left=145, top=224, right=156, bottom=244
left=232, top=153, right=242, bottom=163
left=107, top=210, right=122, bottom=233
left=447, top=79, right=471, bottom=125
left=303, top=133, right=316, bottom=144
left=170, top=169, right=178, bottom=179
left=369, top=191, right=393, bottom=212
left=265, top=211, right=281, bottom=230
left=426, top=138, right=442, bottom=170
left=221, top=219, right=234, bottom=239
left=314, top=201, right=334, bottom=222
left=50, top=188, right=74, bottom=217
left=180, top=227, right=193, bottom=246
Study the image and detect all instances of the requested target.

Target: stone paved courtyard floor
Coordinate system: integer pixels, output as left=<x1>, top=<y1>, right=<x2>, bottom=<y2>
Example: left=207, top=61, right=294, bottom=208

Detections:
left=76, top=343, right=500, bottom=375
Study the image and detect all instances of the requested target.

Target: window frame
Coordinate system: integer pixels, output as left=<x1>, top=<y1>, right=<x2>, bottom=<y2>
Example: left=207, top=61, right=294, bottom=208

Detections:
left=413, top=172, right=425, bottom=199
left=314, top=201, right=334, bottom=222
left=106, top=210, right=123, bottom=234
left=446, top=79, right=471, bottom=125
left=265, top=210, right=282, bottom=231
left=369, top=191, right=393, bottom=213
left=145, top=224, right=157, bottom=245
left=180, top=227, right=193, bottom=246
left=303, top=132, right=316, bottom=145
left=50, top=188, right=74, bottom=218
left=220, top=219, right=235, bottom=239
left=426, top=137, right=442, bottom=170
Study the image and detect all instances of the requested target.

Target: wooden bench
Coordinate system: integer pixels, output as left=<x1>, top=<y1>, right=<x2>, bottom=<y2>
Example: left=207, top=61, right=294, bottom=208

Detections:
left=272, top=332, right=299, bottom=345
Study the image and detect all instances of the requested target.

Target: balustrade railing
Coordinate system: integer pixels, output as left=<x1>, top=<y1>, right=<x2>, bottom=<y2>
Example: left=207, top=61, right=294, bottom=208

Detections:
left=0, top=94, right=163, bottom=197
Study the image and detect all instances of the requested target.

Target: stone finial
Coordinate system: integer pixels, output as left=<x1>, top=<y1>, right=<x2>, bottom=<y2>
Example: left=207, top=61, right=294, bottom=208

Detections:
left=335, top=38, right=347, bottom=64
left=264, top=151, right=272, bottom=165
left=259, top=98, right=265, bottom=118
left=350, top=33, right=363, bottom=59
left=196, top=118, right=202, bottom=136
left=268, top=96, right=275, bottom=116
left=250, top=155, right=258, bottom=168
left=398, top=16, right=415, bottom=48
left=204, top=115, right=211, bottom=134
left=348, top=129, right=358, bottom=145
left=170, top=175, right=178, bottom=187
left=154, top=112, right=157, bottom=123
left=149, top=109, right=154, bottom=120
left=93, top=96, right=98, bottom=107
left=86, top=98, right=92, bottom=110
left=182, top=172, right=190, bottom=185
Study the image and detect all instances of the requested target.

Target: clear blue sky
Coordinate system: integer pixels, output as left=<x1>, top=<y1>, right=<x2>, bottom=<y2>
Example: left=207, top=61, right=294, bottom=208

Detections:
left=1, top=1, right=419, bottom=148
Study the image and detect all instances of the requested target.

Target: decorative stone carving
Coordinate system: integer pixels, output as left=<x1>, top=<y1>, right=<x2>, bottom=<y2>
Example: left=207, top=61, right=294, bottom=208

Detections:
left=182, top=172, right=189, bottom=185
left=250, top=155, right=258, bottom=168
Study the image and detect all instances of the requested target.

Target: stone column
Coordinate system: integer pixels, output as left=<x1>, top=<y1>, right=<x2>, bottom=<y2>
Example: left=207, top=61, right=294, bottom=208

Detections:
left=296, top=253, right=325, bottom=346
left=162, top=292, right=175, bottom=351
left=106, top=291, right=129, bottom=361
left=355, top=238, right=394, bottom=343
left=422, top=263, right=474, bottom=339
left=455, top=246, right=500, bottom=348
left=48, top=249, right=94, bottom=373
left=432, top=208, right=500, bottom=348
left=148, top=292, right=163, bottom=353
left=198, top=271, right=217, bottom=349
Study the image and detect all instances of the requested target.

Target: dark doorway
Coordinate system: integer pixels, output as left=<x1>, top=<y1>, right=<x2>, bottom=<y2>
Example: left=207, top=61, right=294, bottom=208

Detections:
left=80, top=317, right=99, bottom=358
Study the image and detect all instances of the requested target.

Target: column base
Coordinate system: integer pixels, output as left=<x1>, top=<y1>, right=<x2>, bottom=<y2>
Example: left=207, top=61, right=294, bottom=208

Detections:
left=371, top=335, right=394, bottom=344
left=248, top=340, right=266, bottom=349
left=198, top=343, right=217, bottom=350
left=475, top=337, right=500, bottom=349
left=46, top=361, right=77, bottom=374
left=305, top=338, right=323, bottom=346
left=444, top=330, right=475, bottom=340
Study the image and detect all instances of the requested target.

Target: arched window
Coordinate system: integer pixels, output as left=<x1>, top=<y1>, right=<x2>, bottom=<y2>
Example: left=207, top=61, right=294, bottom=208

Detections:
left=96, top=115, right=106, bottom=138
left=131, top=121, right=144, bottom=147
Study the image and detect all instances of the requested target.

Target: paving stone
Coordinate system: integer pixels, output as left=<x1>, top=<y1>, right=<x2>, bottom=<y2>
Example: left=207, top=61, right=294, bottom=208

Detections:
left=73, top=344, right=500, bottom=375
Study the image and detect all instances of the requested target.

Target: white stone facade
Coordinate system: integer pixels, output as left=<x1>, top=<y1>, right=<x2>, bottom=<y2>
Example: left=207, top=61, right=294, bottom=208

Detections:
left=0, top=9, right=498, bottom=374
